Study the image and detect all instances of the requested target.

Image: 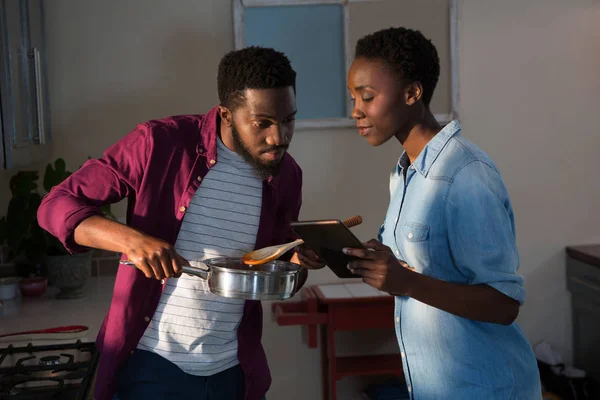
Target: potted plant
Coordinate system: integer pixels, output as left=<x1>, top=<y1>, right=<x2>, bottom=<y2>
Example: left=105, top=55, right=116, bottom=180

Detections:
left=0, top=158, right=115, bottom=299
left=0, top=170, right=46, bottom=299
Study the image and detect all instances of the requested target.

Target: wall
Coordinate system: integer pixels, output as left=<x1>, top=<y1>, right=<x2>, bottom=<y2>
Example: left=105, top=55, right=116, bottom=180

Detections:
left=458, top=0, right=600, bottom=362
left=1, top=0, right=599, bottom=398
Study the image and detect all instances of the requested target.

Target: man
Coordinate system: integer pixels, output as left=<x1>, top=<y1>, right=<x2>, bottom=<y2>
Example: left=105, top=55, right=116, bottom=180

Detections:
left=37, top=46, right=322, bottom=400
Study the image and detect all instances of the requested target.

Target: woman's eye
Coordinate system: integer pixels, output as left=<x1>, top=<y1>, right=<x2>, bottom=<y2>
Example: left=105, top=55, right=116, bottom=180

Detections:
left=362, top=97, right=374, bottom=102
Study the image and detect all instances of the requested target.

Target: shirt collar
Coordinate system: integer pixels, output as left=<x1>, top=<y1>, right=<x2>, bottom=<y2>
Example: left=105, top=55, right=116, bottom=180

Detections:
left=197, top=105, right=219, bottom=163
left=398, top=120, right=462, bottom=177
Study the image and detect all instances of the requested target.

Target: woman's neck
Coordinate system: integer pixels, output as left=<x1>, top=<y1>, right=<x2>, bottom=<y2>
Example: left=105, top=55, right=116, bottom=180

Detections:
left=395, top=110, right=441, bottom=164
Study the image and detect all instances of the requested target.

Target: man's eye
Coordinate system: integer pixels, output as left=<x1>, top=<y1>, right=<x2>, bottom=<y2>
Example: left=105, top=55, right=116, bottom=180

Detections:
left=283, top=117, right=295, bottom=124
left=362, top=97, right=374, bottom=102
left=255, top=121, right=273, bottom=129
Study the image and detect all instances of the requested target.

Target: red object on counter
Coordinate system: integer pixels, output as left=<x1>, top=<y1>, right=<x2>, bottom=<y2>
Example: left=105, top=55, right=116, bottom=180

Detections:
left=272, top=283, right=403, bottom=400
left=18, top=276, right=48, bottom=297
left=0, top=325, right=89, bottom=342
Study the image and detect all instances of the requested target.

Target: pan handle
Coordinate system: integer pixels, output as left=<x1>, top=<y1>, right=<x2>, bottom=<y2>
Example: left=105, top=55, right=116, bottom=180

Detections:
left=182, top=265, right=210, bottom=280
left=119, top=260, right=210, bottom=280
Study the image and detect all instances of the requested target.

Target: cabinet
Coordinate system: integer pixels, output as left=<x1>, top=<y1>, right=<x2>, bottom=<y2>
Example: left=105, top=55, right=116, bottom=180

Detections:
left=0, top=0, right=50, bottom=169
left=566, top=244, right=600, bottom=381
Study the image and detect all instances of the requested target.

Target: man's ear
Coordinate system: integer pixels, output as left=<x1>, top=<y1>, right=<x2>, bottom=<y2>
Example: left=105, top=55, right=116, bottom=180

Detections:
left=218, top=105, right=233, bottom=127
left=404, top=82, right=423, bottom=106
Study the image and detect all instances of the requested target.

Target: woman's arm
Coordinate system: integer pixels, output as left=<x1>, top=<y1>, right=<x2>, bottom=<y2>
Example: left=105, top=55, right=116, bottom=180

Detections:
left=344, top=241, right=519, bottom=325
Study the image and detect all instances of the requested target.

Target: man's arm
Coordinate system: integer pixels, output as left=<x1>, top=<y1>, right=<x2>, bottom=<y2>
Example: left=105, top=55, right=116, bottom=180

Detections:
left=74, top=216, right=185, bottom=279
left=37, top=126, right=150, bottom=253
left=37, top=125, right=185, bottom=279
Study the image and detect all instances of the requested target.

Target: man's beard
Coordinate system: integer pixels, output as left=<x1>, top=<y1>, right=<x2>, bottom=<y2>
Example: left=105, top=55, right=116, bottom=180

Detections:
left=230, top=122, right=287, bottom=180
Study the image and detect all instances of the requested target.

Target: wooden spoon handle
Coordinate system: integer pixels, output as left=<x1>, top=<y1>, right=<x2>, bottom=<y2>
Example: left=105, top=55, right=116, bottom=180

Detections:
left=342, top=215, right=362, bottom=228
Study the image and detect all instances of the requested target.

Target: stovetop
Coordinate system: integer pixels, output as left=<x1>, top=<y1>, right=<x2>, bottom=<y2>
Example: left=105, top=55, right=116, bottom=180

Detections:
left=0, top=340, right=98, bottom=400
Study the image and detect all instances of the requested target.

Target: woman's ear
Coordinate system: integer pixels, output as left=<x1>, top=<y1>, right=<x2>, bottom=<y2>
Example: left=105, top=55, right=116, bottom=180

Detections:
left=404, top=82, right=423, bottom=106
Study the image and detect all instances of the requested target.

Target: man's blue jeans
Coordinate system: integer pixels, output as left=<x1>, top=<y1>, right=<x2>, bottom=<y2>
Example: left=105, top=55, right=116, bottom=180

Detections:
left=114, top=349, right=250, bottom=400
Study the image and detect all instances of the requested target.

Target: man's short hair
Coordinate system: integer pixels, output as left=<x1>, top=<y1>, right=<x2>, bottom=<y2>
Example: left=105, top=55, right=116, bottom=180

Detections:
left=218, top=46, right=297, bottom=111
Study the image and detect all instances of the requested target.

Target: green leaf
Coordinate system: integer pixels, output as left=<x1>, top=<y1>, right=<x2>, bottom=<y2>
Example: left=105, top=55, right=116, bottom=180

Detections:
left=100, top=204, right=116, bottom=220
left=21, top=234, right=45, bottom=265
left=43, top=158, right=72, bottom=192
left=5, top=249, right=15, bottom=262
left=5, top=195, right=30, bottom=250
left=78, top=156, right=93, bottom=170
left=29, top=192, right=42, bottom=211
left=1, top=158, right=82, bottom=271
left=10, top=171, right=38, bottom=196
left=54, top=158, right=66, bottom=173
left=44, top=231, right=68, bottom=256
left=0, top=216, right=6, bottom=245
left=42, top=164, right=54, bottom=193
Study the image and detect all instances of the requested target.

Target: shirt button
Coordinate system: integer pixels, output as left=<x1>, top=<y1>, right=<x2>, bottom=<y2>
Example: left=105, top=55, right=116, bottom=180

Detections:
left=197, top=176, right=202, bottom=182
left=130, top=350, right=134, bottom=355
left=209, top=159, right=216, bottom=165
left=395, top=250, right=400, bottom=256
left=408, top=232, right=414, bottom=239
left=179, top=206, right=186, bottom=213
left=394, top=217, right=398, bottom=223
left=144, top=316, right=150, bottom=322
left=408, top=385, right=412, bottom=392
left=160, top=279, right=165, bottom=285
left=401, top=351, right=405, bottom=358
left=396, top=316, right=400, bottom=323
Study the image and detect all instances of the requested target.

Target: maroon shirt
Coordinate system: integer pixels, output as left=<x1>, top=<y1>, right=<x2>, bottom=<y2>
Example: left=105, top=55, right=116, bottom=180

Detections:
left=37, top=106, right=302, bottom=400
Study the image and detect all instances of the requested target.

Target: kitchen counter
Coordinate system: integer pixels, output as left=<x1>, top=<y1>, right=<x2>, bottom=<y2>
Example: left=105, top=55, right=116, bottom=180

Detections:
left=0, top=276, right=115, bottom=346
left=566, top=244, right=600, bottom=268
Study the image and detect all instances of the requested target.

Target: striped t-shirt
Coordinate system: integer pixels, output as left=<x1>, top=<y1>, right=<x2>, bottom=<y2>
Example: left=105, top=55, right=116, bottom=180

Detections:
left=137, top=137, right=263, bottom=376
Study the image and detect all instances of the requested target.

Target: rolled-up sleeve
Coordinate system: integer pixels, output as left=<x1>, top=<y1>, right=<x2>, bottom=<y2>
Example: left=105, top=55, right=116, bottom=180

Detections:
left=445, top=160, right=525, bottom=305
left=37, top=125, right=150, bottom=253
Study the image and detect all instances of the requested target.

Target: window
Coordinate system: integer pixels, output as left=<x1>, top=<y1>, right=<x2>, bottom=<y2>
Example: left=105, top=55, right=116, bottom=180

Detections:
left=234, top=0, right=458, bottom=129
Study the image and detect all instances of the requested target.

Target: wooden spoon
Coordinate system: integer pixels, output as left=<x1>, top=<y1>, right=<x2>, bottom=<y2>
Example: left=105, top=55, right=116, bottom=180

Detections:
left=241, top=215, right=363, bottom=265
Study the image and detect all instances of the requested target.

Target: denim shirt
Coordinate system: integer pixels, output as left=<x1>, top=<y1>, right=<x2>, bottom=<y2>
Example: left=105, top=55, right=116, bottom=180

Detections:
left=379, top=121, right=541, bottom=399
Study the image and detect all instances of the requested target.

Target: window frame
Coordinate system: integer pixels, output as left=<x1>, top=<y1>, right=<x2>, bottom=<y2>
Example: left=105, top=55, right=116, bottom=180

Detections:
left=233, top=0, right=459, bottom=129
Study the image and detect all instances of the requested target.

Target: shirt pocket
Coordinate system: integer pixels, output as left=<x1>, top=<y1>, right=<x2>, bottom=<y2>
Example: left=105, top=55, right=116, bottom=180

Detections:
left=396, top=222, right=430, bottom=271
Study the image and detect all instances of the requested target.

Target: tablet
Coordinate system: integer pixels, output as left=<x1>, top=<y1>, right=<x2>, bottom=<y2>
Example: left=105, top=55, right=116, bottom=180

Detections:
left=291, top=219, right=365, bottom=278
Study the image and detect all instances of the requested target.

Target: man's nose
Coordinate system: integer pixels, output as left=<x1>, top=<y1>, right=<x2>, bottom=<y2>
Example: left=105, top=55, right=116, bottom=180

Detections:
left=265, top=125, right=289, bottom=146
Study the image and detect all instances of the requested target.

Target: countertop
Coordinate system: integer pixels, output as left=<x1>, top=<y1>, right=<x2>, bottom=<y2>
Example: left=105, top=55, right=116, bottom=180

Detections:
left=0, top=276, right=115, bottom=347
left=566, top=244, right=600, bottom=268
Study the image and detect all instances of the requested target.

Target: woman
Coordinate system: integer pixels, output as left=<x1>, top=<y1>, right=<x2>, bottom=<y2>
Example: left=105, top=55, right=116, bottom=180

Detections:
left=342, top=27, right=542, bottom=399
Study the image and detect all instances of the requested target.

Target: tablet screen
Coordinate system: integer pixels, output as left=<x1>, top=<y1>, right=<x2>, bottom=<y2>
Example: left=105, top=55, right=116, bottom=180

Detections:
left=291, top=220, right=365, bottom=278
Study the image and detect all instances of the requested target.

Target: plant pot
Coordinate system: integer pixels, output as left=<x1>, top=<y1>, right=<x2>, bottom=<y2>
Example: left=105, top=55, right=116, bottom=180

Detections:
left=46, top=251, right=92, bottom=299
left=0, top=277, right=20, bottom=300
left=19, top=276, right=48, bottom=297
